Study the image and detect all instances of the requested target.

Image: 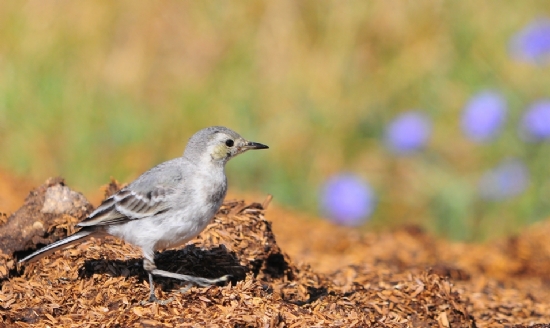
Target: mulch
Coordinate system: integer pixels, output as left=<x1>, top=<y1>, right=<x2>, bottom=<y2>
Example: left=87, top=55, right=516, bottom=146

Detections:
left=1, top=179, right=550, bottom=327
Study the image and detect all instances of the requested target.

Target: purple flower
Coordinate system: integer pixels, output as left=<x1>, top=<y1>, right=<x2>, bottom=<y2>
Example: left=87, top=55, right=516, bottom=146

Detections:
left=519, top=100, right=550, bottom=142
left=509, top=18, right=550, bottom=65
left=461, top=91, right=507, bottom=143
left=385, top=111, right=432, bottom=155
left=321, top=174, right=375, bottom=226
left=478, top=159, right=529, bottom=201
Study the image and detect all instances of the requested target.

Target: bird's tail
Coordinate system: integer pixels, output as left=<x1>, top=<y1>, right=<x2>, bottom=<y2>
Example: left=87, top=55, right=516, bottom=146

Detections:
left=18, top=229, right=97, bottom=264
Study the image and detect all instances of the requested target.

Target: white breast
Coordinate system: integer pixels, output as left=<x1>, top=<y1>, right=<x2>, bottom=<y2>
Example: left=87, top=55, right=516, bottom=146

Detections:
left=106, top=164, right=227, bottom=253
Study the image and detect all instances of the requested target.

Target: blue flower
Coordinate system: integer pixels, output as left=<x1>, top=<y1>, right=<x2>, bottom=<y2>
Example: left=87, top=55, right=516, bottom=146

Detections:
left=478, top=159, right=529, bottom=201
left=519, top=100, right=550, bottom=142
left=321, top=174, right=375, bottom=226
left=461, top=91, right=507, bottom=143
left=385, top=111, right=432, bottom=155
left=509, top=18, right=550, bottom=65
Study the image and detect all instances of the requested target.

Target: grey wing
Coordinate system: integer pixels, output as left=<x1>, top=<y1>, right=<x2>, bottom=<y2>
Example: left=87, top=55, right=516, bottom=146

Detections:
left=77, top=159, right=184, bottom=227
left=77, top=187, right=175, bottom=226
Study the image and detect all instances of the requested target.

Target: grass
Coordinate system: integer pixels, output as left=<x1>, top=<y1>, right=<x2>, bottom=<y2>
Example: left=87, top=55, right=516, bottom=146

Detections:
left=1, top=1, right=550, bottom=240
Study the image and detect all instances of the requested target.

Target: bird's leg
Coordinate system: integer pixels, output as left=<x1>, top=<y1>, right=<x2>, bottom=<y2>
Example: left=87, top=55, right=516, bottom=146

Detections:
left=142, top=257, right=230, bottom=305
left=143, top=258, right=160, bottom=303
left=148, top=273, right=156, bottom=301
left=150, top=268, right=231, bottom=287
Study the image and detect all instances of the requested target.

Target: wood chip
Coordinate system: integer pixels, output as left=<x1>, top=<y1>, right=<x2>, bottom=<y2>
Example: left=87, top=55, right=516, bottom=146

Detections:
left=2, top=181, right=550, bottom=327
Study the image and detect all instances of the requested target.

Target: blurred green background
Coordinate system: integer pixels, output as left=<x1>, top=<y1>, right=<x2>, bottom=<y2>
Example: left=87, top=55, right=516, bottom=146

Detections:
left=1, top=1, right=549, bottom=240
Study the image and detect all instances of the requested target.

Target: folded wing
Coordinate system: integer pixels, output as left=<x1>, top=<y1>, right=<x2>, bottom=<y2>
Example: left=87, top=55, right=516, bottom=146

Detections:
left=77, top=187, right=175, bottom=227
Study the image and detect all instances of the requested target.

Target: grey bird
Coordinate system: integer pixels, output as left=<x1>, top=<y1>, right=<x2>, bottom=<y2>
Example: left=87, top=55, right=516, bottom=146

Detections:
left=19, top=126, right=268, bottom=302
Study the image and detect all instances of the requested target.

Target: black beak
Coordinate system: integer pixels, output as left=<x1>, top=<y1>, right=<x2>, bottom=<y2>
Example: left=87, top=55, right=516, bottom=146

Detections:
left=246, top=141, right=269, bottom=150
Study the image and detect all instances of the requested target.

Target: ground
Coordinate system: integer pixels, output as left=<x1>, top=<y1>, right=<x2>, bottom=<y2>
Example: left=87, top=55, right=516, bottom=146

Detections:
left=1, top=173, right=550, bottom=327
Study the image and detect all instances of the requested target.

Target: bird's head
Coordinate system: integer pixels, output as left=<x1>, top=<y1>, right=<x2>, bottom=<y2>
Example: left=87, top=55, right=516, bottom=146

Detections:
left=184, top=126, right=268, bottom=165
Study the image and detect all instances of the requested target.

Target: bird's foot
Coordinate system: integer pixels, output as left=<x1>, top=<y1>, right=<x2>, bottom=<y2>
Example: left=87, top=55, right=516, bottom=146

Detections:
left=141, top=270, right=231, bottom=305
left=141, top=294, right=175, bottom=306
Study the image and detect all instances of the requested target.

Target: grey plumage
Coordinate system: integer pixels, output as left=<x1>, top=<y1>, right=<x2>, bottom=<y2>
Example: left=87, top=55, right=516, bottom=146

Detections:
left=19, top=126, right=268, bottom=303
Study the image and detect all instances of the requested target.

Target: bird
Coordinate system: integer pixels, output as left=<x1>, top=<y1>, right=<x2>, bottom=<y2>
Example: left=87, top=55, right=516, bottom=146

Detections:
left=19, top=126, right=269, bottom=303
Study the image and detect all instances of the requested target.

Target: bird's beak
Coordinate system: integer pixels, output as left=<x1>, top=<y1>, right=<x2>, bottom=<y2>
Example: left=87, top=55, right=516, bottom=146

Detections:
left=244, top=141, right=269, bottom=150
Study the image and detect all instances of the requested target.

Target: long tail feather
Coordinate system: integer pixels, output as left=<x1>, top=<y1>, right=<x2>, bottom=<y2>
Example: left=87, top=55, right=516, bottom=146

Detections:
left=18, top=229, right=97, bottom=263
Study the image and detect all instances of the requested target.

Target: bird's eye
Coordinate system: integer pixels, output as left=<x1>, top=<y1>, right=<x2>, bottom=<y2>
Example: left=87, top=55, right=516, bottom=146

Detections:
left=225, top=139, right=234, bottom=147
